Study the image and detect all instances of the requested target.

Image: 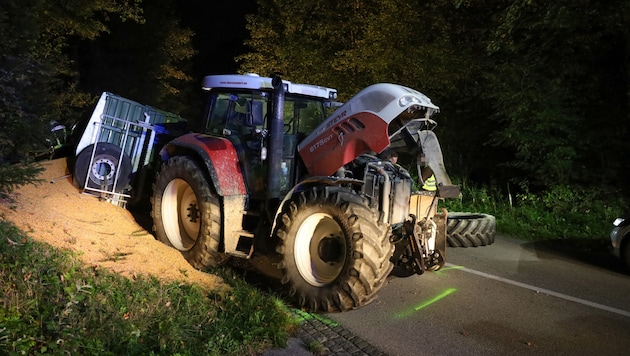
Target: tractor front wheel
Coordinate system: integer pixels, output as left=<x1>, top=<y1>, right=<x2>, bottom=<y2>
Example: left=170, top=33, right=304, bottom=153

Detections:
left=275, top=186, right=393, bottom=312
left=151, top=156, right=229, bottom=269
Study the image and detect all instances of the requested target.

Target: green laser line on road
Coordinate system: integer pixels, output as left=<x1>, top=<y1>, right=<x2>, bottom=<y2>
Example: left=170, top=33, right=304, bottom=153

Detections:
left=395, top=288, right=457, bottom=319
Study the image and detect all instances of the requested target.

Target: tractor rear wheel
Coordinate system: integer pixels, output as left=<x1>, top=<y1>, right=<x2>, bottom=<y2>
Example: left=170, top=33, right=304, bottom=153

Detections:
left=275, top=186, right=393, bottom=312
left=447, top=212, right=496, bottom=247
left=151, top=156, right=229, bottom=269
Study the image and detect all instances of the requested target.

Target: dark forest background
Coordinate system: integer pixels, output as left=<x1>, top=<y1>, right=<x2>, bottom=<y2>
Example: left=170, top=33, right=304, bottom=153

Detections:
left=2, top=0, right=629, bottom=214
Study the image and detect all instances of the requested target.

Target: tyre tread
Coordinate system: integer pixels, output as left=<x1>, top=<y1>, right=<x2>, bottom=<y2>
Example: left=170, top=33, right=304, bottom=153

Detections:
left=276, top=186, right=393, bottom=312
left=151, top=156, right=229, bottom=269
left=447, top=212, right=496, bottom=247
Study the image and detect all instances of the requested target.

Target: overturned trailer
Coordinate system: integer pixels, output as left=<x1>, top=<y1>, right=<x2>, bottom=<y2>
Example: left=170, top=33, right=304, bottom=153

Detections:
left=73, top=92, right=186, bottom=204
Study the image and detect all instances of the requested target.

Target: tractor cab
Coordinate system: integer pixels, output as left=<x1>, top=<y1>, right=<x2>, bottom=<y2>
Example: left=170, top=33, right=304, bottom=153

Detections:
left=200, top=74, right=338, bottom=197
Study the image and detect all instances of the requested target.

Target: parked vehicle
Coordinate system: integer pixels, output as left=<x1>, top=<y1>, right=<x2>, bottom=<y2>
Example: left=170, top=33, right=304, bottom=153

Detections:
left=611, top=217, right=630, bottom=269
left=72, top=73, right=475, bottom=311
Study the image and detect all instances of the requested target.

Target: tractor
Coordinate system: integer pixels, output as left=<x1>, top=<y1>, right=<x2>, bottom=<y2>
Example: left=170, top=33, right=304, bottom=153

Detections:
left=148, top=73, right=459, bottom=312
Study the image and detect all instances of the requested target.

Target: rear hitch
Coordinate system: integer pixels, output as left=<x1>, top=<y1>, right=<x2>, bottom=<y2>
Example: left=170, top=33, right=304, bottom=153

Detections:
left=390, top=213, right=444, bottom=275
left=390, top=214, right=424, bottom=275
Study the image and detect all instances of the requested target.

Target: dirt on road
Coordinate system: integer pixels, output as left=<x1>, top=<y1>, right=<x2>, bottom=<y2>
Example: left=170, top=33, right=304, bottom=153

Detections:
left=0, top=158, right=226, bottom=292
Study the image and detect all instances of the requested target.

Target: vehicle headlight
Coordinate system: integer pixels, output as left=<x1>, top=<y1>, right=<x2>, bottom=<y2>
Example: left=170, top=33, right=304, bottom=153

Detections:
left=398, top=95, right=421, bottom=107
left=613, top=217, right=625, bottom=227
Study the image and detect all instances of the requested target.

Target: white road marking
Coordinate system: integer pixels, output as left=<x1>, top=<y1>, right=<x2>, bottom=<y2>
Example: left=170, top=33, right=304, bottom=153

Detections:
left=445, top=263, right=630, bottom=318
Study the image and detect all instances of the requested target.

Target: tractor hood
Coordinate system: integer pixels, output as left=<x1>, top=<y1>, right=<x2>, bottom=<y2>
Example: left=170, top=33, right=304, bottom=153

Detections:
left=297, top=83, right=439, bottom=176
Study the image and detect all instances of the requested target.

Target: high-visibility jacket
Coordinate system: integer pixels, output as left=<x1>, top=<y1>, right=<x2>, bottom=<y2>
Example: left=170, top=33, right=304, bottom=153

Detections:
left=422, top=175, right=437, bottom=191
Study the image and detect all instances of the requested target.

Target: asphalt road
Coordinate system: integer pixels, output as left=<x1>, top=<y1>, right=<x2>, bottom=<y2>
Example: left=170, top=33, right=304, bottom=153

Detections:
left=324, top=236, right=630, bottom=355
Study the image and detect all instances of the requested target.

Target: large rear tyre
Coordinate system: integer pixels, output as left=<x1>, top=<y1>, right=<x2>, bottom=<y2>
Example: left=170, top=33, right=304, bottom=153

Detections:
left=151, top=156, right=229, bottom=269
left=275, top=186, right=394, bottom=312
left=447, top=212, right=496, bottom=247
left=74, top=143, right=132, bottom=192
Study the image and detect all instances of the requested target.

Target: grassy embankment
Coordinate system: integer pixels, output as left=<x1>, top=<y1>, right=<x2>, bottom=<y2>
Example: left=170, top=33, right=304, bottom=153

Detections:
left=0, top=219, right=297, bottom=355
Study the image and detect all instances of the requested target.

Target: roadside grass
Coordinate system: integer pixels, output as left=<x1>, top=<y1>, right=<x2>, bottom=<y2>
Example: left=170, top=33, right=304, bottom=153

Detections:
left=440, top=179, right=625, bottom=241
left=0, top=219, right=297, bottom=355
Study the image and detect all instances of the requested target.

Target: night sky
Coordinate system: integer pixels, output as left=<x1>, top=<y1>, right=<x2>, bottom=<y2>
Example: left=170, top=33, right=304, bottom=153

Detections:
left=176, top=0, right=257, bottom=77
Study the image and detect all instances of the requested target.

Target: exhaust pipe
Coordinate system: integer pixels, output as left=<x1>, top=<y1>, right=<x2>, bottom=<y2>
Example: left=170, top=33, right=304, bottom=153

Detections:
left=267, top=74, right=285, bottom=200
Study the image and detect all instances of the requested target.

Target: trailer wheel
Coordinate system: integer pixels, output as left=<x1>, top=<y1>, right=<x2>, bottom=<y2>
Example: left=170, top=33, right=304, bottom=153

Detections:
left=447, top=212, right=496, bottom=247
left=275, top=186, right=393, bottom=312
left=74, top=143, right=132, bottom=192
left=151, top=156, right=229, bottom=269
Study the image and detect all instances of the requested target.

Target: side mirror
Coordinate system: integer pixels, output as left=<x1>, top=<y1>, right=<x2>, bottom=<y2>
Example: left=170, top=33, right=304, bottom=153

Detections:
left=246, top=100, right=264, bottom=126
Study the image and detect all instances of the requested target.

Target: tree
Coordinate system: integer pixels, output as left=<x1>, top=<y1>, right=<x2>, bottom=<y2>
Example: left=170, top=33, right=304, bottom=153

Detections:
left=76, top=0, right=197, bottom=117
left=0, top=0, right=142, bottom=195
left=239, top=0, right=428, bottom=97
left=239, top=0, right=500, bottom=182
left=240, top=0, right=630, bottom=198
left=485, top=0, right=630, bottom=191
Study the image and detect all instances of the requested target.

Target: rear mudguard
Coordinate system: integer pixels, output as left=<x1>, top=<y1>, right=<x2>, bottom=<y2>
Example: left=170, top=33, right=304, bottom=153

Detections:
left=159, top=133, right=246, bottom=196
left=270, top=176, right=363, bottom=234
left=160, top=133, right=249, bottom=257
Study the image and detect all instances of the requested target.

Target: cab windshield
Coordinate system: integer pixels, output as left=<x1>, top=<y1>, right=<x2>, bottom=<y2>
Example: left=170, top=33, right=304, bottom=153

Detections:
left=203, top=91, right=328, bottom=137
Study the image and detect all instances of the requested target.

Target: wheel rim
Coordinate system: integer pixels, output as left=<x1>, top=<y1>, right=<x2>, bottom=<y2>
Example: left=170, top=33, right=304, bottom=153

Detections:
left=294, top=213, right=346, bottom=287
left=161, top=178, right=199, bottom=251
left=90, top=155, right=117, bottom=185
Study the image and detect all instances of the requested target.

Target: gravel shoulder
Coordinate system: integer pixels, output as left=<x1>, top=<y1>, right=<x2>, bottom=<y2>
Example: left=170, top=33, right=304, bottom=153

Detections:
left=0, top=158, right=226, bottom=292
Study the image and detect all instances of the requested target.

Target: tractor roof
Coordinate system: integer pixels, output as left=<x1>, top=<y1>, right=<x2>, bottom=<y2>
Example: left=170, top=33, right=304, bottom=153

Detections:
left=201, top=73, right=338, bottom=100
